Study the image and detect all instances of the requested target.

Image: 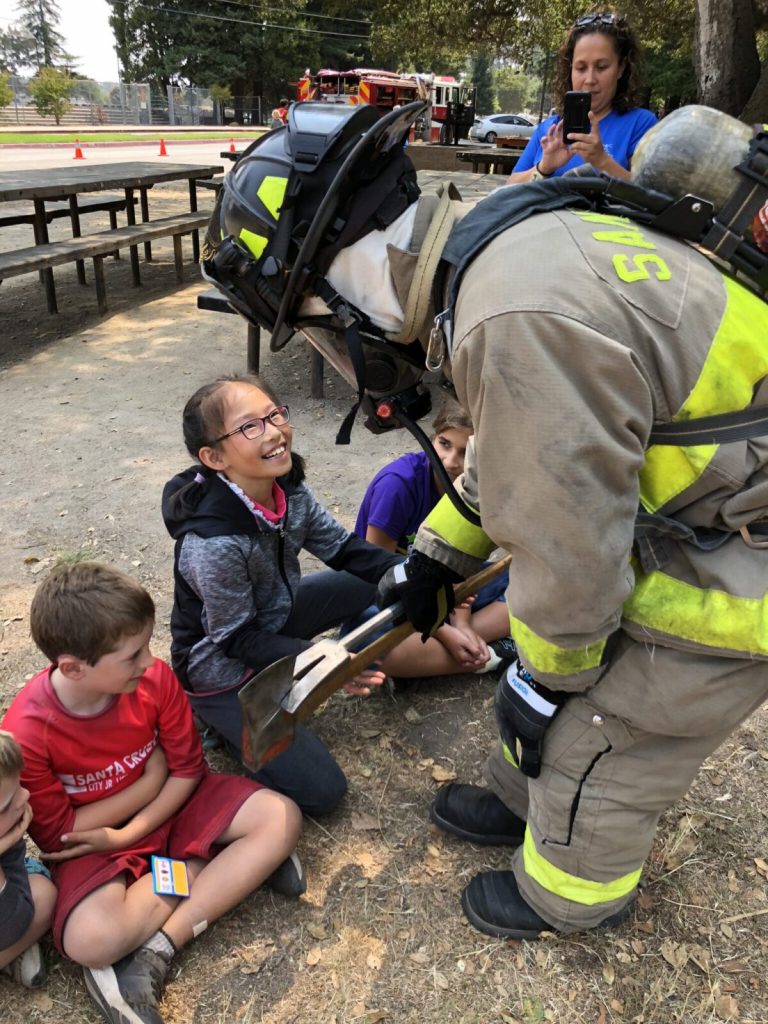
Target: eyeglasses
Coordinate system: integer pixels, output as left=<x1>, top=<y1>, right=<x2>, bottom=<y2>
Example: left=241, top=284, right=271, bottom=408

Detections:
left=575, top=12, right=620, bottom=28
left=212, top=405, right=290, bottom=444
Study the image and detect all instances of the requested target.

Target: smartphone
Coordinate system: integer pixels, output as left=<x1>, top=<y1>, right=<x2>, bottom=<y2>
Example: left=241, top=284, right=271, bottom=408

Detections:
left=562, top=91, right=591, bottom=141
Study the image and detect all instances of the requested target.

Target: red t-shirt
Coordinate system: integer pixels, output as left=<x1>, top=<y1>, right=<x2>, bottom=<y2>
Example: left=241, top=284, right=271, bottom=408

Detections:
left=1, top=658, right=205, bottom=853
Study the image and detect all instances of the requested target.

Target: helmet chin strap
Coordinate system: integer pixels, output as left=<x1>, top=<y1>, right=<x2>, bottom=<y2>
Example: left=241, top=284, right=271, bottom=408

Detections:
left=311, top=276, right=378, bottom=444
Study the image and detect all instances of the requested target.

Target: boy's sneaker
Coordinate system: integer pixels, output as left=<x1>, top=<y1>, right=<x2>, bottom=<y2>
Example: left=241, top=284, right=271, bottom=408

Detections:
left=1, top=941, right=46, bottom=988
left=83, top=945, right=171, bottom=1024
left=265, top=851, right=306, bottom=898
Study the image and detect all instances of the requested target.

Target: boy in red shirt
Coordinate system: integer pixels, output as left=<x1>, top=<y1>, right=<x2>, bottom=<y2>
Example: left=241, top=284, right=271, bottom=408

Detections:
left=2, top=562, right=302, bottom=1024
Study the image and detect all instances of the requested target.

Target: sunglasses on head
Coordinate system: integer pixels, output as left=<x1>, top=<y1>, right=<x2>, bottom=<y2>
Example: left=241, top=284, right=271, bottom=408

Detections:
left=575, top=11, right=622, bottom=28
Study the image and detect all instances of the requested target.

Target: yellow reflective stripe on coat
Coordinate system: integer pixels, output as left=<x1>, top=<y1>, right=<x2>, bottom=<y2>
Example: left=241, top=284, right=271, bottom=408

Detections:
left=625, top=569, right=768, bottom=656
left=423, top=494, right=494, bottom=559
left=640, top=276, right=768, bottom=513
left=510, top=615, right=606, bottom=677
left=523, top=829, right=641, bottom=906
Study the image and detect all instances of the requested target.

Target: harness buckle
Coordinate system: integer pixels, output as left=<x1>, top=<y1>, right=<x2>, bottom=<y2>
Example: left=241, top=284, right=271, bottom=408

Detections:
left=740, top=524, right=768, bottom=549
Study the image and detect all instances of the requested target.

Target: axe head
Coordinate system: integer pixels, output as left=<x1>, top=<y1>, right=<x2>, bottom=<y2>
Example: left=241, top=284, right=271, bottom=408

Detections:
left=239, top=640, right=350, bottom=769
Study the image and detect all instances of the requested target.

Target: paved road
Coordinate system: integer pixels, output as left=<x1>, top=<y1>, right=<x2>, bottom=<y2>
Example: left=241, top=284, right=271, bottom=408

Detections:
left=0, top=139, right=251, bottom=173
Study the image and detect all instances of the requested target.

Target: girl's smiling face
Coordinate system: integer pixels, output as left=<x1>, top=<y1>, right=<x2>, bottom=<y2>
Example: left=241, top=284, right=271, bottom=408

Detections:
left=199, top=382, right=293, bottom=504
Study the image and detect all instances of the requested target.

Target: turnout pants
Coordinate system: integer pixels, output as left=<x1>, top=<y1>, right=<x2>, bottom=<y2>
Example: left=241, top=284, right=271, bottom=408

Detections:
left=485, top=633, right=768, bottom=932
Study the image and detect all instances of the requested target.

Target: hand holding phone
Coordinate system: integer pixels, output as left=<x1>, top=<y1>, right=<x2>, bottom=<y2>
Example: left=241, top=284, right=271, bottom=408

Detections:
left=562, top=91, right=591, bottom=141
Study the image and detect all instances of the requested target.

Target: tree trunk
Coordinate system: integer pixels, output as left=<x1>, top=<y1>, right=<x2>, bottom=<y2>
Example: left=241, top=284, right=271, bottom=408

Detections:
left=740, top=60, right=768, bottom=123
left=694, top=0, right=760, bottom=115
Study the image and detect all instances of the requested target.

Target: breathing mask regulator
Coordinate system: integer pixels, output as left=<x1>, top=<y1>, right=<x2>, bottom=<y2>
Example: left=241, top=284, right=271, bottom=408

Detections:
left=202, top=99, right=434, bottom=444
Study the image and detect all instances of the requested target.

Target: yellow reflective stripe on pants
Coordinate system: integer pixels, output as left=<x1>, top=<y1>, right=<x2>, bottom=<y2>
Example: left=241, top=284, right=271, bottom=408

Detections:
left=625, top=568, right=768, bottom=656
left=523, top=828, right=641, bottom=907
left=640, top=276, right=768, bottom=513
left=502, top=741, right=519, bottom=768
left=510, top=614, right=606, bottom=677
left=423, top=494, right=494, bottom=560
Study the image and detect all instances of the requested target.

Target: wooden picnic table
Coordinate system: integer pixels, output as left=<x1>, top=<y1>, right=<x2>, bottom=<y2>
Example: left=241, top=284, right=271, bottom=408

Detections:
left=0, top=162, right=223, bottom=311
left=456, top=149, right=520, bottom=175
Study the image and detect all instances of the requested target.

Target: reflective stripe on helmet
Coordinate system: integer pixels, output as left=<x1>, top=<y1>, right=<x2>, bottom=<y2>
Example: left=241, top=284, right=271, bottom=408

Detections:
left=257, top=175, right=288, bottom=221
left=624, top=566, right=768, bottom=656
left=523, top=828, right=641, bottom=906
left=423, top=493, right=494, bottom=559
left=239, top=227, right=268, bottom=259
left=639, top=276, right=768, bottom=513
left=509, top=615, right=607, bottom=677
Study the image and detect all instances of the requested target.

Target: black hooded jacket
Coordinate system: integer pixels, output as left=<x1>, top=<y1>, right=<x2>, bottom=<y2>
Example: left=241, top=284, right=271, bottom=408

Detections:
left=161, top=457, right=400, bottom=691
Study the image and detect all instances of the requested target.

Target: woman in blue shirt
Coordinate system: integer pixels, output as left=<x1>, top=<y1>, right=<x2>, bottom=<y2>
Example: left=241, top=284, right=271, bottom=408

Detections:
left=508, top=9, right=656, bottom=184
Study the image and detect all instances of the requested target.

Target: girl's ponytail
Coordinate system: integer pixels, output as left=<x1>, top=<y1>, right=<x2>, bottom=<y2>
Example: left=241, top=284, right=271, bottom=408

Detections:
left=166, top=465, right=216, bottom=520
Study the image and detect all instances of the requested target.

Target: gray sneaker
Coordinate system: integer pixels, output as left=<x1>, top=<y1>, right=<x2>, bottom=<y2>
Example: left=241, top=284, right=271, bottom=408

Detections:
left=1, top=941, right=46, bottom=988
left=83, top=946, right=170, bottom=1024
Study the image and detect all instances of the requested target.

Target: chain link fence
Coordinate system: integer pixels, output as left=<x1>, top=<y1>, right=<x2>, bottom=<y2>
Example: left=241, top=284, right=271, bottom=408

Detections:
left=0, top=77, right=266, bottom=127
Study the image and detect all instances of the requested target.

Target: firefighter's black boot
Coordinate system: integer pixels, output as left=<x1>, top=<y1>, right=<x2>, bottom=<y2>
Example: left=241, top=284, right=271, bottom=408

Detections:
left=461, top=870, right=633, bottom=940
left=430, top=783, right=526, bottom=846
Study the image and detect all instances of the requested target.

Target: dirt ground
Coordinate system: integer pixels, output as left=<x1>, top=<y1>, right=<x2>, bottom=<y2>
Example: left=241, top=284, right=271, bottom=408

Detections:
left=0, top=178, right=767, bottom=1024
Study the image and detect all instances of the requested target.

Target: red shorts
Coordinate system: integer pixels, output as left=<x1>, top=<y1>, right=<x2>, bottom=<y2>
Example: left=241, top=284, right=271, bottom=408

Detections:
left=51, top=772, right=262, bottom=953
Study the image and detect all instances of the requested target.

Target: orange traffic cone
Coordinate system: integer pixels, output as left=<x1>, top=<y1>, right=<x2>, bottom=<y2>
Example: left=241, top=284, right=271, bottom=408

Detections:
left=229, top=137, right=236, bottom=153
left=73, top=139, right=84, bottom=159
left=158, top=138, right=168, bottom=157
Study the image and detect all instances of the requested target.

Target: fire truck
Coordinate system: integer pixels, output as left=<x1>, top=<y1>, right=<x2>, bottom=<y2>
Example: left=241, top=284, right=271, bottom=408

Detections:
left=297, top=68, right=422, bottom=111
left=296, top=69, right=475, bottom=143
left=417, top=74, right=474, bottom=142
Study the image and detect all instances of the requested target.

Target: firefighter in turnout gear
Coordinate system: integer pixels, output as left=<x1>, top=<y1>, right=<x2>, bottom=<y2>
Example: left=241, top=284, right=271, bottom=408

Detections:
left=202, top=100, right=768, bottom=939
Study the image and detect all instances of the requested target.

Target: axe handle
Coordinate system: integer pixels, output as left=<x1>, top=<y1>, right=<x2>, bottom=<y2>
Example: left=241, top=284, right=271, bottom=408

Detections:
left=290, top=554, right=512, bottom=723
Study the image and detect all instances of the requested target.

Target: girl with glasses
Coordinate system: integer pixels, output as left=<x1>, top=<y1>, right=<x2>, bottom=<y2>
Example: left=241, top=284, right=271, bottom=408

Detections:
left=162, top=374, right=402, bottom=817
left=507, top=6, right=657, bottom=184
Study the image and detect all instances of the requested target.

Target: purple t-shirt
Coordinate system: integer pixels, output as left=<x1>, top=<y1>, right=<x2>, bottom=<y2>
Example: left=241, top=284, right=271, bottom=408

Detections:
left=355, top=451, right=439, bottom=553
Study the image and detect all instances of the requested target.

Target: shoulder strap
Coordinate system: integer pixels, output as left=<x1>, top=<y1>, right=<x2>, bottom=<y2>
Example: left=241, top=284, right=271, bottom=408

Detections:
left=392, top=183, right=461, bottom=344
left=649, top=406, right=768, bottom=446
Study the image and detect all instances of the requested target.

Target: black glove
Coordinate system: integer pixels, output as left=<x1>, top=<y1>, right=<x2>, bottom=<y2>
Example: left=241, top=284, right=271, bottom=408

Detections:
left=495, top=660, right=566, bottom=778
left=377, top=550, right=463, bottom=642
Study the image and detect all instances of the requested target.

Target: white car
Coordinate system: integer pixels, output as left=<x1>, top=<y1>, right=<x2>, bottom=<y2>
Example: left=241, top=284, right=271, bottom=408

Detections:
left=468, top=113, right=536, bottom=144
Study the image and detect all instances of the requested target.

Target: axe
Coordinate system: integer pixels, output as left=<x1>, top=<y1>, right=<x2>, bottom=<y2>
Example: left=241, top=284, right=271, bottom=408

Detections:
left=239, top=555, right=512, bottom=769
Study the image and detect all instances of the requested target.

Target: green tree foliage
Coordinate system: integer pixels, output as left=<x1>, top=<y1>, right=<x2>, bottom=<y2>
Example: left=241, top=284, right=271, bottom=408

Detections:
left=107, top=0, right=377, bottom=113
left=0, top=71, right=13, bottom=108
left=28, top=65, right=72, bottom=123
left=0, top=25, right=37, bottom=73
left=106, top=0, right=763, bottom=121
left=16, top=0, right=70, bottom=69
left=470, top=52, right=494, bottom=114
left=304, top=0, right=373, bottom=70
left=494, top=65, right=538, bottom=115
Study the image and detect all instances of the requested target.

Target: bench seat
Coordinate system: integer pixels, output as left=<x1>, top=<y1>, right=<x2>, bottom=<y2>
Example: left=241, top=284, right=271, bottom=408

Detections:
left=0, top=211, right=210, bottom=314
left=0, top=194, right=138, bottom=229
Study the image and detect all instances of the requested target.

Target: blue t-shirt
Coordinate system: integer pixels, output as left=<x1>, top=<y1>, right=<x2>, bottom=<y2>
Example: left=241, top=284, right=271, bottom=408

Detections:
left=515, top=107, right=657, bottom=176
left=355, top=451, right=439, bottom=553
